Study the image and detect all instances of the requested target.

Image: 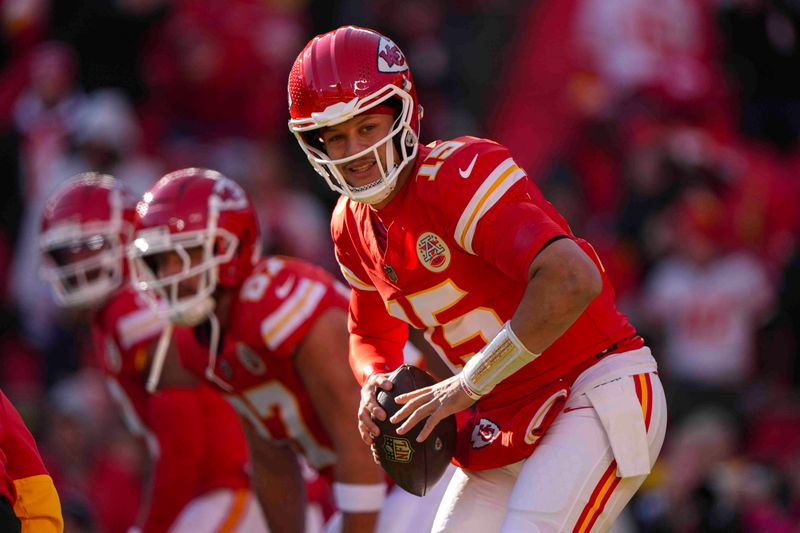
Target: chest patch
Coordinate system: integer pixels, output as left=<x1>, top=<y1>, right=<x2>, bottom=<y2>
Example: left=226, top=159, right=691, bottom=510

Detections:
left=416, top=232, right=451, bottom=273
left=236, top=343, right=267, bottom=376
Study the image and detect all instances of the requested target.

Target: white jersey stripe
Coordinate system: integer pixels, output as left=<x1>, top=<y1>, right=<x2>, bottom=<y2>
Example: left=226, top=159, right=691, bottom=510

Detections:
left=454, top=158, right=526, bottom=254
left=338, top=263, right=377, bottom=291
left=260, top=279, right=326, bottom=350
left=117, top=307, right=165, bottom=350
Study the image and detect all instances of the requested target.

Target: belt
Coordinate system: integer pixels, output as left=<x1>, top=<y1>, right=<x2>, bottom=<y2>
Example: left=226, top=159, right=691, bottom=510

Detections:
left=565, top=335, right=643, bottom=385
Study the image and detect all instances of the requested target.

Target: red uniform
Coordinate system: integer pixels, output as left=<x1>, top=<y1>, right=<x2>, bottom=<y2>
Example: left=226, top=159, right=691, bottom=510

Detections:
left=0, top=390, right=63, bottom=532
left=334, top=137, right=643, bottom=470
left=93, top=286, right=250, bottom=533
left=176, top=256, right=350, bottom=473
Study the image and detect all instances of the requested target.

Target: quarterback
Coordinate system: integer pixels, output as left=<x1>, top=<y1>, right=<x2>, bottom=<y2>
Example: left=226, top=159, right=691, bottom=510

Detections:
left=288, top=26, right=667, bottom=532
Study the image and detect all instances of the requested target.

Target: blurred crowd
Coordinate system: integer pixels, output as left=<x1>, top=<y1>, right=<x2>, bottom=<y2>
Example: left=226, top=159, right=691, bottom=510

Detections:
left=0, top=0, right=798, bottom=532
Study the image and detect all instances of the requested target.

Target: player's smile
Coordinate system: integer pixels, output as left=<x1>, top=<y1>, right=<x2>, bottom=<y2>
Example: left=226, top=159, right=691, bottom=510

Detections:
left=343, top=157, right=380, bottom=186
left=320, top=113, right=396, bottom=188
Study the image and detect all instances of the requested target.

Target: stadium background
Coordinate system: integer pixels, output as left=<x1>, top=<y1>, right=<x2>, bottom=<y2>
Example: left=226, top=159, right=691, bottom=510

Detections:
left=0, top=0, right=799, bottom=531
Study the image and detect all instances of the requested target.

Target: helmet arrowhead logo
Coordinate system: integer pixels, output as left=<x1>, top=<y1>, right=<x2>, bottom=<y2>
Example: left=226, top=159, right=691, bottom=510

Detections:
left=377, top=37, right=408, bottom=73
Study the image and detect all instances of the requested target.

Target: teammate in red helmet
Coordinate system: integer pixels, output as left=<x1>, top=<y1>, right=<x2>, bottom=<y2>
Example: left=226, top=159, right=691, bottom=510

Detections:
left=128, top=167, right=451, bottom=533
left=0, top=389, right=63, bottom=533
left=289, top=26, right=667, bottom=531
left=39, top=174, right=267, bottom=533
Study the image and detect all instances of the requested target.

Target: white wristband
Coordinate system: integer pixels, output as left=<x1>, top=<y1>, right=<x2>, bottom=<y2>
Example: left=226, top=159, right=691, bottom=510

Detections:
left=333, top=482, right=387, bottom=513
left=460, top=321, right=540, bottom=399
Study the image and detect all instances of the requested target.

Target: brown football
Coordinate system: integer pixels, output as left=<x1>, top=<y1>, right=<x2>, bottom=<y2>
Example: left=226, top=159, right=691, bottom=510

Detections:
left=374, top=364, right=457, bottom=496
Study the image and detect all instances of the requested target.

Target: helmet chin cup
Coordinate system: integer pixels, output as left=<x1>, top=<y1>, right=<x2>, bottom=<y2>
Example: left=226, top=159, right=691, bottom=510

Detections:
left=169, top=296, right=215, bottom=327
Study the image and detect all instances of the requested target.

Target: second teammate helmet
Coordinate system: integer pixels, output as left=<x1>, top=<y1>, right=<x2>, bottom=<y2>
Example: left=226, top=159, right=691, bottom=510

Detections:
left=129, top=168, right=261, bottom=326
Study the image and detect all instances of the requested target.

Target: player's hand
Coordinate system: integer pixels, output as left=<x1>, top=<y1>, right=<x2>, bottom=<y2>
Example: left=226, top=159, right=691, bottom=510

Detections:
left=369, top=443, right=381, bottom=465
left=391, top=374, right=475, bottom=442
left=358, top=372, right=393, bottom=446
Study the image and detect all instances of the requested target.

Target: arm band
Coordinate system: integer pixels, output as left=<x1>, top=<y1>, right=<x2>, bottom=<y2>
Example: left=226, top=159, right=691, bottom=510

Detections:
left=332, top=482, right=387, bottom=513
left=459, top=321, right=541, bottom=400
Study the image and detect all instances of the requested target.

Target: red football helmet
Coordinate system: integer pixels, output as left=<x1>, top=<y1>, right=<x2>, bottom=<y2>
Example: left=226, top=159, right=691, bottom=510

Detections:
left=288, top=26, right=422, bottom=205
left=39, top=173, right=136, bottom=308
left=128, top=168, right=261, bottom=326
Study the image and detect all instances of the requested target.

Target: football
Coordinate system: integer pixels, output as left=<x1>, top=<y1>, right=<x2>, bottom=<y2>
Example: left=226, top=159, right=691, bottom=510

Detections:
left=373, top=364, right=457, bottom=497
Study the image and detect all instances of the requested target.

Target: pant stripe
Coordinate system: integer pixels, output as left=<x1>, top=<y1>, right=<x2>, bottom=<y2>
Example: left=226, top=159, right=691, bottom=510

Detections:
left=633, top=373, right=653, bottom=431
left=215, top=489, right=249, bottom=533
left=571, top=460, right=620, bottom=533
left=572, top=373, right=654, bottom=532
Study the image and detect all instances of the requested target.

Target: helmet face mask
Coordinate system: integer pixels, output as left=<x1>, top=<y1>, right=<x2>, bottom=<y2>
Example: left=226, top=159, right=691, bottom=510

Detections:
left=288, top=27, right=422, bottom=205
left=128, top=168, right=260, bottom=327
left=39, top=173, right=134, bottom=308
left=41, top=232, right=125, bottom=308
left=295, top=90, right=418, bottom=205
left=129, top=227, right=238, bottom=326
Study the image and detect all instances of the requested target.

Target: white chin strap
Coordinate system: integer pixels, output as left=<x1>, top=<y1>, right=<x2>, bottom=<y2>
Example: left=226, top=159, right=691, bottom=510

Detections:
left=146, top=320, right=173, bottom=393
left=204, top=312, right=233, bottom=392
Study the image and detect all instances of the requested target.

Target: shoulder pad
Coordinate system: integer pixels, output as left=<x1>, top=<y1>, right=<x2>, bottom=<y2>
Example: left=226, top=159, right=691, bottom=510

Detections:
left=414, top=137, right=514, bottom=200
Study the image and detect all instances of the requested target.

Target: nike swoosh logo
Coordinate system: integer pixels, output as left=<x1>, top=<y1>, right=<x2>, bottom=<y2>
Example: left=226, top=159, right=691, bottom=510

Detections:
left=274, top=275, right=295, bottom=299
left=459, top=154, right=478, bottom=179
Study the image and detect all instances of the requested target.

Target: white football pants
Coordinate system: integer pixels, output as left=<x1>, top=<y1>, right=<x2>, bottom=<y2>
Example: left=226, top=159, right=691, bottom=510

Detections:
left=432, top=348, right=667, bottom=533
left=168, top=488, right=269, bottom=533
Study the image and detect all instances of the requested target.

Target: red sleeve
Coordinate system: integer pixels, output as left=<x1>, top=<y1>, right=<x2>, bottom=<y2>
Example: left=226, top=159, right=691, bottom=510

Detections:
left=347, top=286, right=408, bottom=385
left=331, top=216, right=407, bottom=384
left=139, top=389, right=205, bottom=533
left=0, top=392, right=49, bottom=481
left=0, top=392, right=63, bottom=533
left=426, top=138, right=570, bottom=282
left=471, top=184, right=571, bottom=282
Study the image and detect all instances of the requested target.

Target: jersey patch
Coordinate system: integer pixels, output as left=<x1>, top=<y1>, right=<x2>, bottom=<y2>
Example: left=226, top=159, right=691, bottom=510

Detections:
left=470, top=417, right=500, bottom=449
left=236, top=343, right=267, bottom=376
left=416, top=232, right=451, bottom=273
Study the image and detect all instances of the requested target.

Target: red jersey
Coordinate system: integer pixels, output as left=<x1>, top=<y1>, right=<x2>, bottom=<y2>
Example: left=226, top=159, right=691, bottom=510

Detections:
left=92, top=287, right=250, bottom=533
left=334, top=137, right=641, bottom=403
left=0, top=390, right=62, bottom=532
left=176, top=256, right=350, bottom=472
left=93, top=287, right=164, bottom=446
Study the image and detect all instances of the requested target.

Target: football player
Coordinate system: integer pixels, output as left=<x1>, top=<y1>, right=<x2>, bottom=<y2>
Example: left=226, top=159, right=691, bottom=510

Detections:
left=288, top=26, right=668, bottom=532
left=39, top=174, right=267, bottom=533
left=0, top=388, right=63, bottom=533
left=127, top=168, right=450, bottom=533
